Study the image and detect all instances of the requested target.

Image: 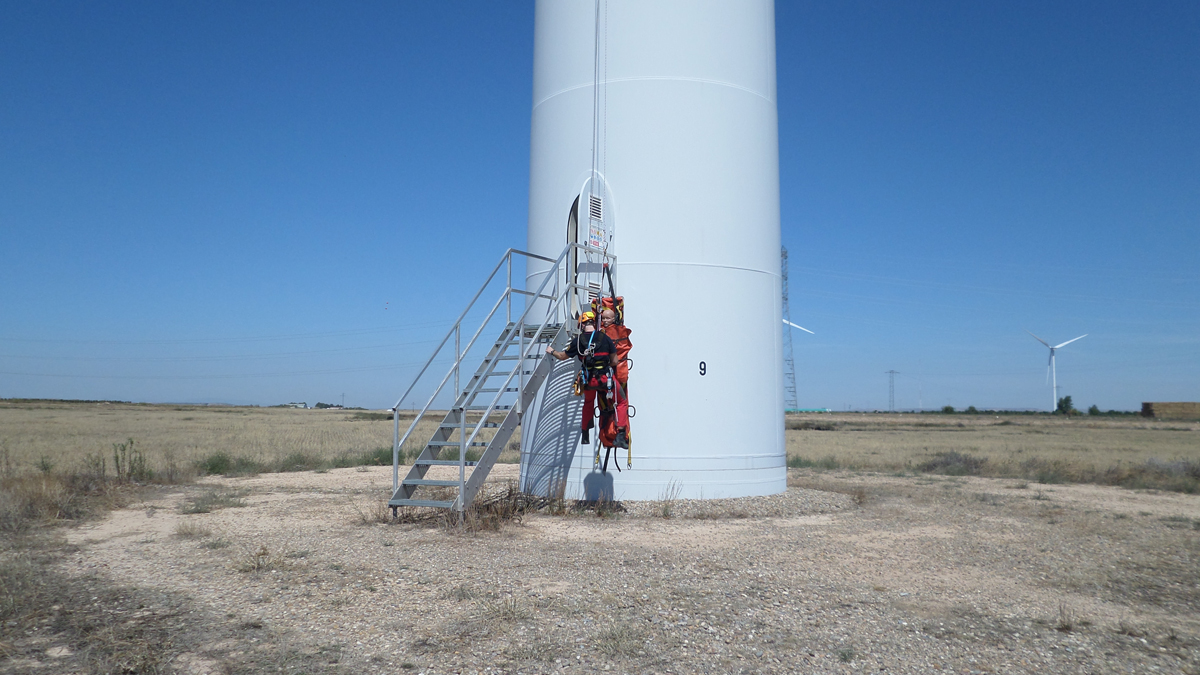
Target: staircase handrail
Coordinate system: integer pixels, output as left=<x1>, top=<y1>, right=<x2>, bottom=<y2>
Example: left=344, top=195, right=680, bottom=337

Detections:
left=452, top=244, right=617, bottom=459
left=389, top=242, right=616, bottom=497
left=389, top=248, right=554, bottom=412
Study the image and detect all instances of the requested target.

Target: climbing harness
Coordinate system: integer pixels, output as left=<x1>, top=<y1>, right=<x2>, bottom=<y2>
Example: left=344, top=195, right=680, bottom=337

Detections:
left=583, top=260, right=633, bottom=472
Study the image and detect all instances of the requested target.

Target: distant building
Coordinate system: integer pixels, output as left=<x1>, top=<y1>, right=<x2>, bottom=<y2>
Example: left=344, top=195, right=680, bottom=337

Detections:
left=1141, top=402, right=1200, bottom=420
left=285, top=402, right=308, bottom=409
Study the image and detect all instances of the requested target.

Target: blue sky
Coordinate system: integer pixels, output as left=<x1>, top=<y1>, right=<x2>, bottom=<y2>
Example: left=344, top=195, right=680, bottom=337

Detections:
left=2, top=1, right=1196, bottom=411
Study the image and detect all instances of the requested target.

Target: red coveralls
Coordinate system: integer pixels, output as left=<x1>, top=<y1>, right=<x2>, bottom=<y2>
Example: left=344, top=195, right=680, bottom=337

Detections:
left=582, top=372, right=628, bottom=432
left=571, top=331, right=628, bottom=433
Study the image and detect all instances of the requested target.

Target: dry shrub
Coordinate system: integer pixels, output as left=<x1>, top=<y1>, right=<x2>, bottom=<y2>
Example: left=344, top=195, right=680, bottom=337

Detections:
left=447, top=483, right=531, bottom=532
left=783, top=481, right=868, bottom=507
left=173, top=520, right=213, bottom=538
left=1056, top=602, right=1077, bottom=632
left=1116, top=617, right=1145, bottom=637
left=235, top=543, right=290, bottom=573
left=0, top=545, right=179, bottom=674
left=1019, top=457, right=1071, bottom=484
left=195, top=452, right=263, bottom=477
left=350, top=498, right=392, bottom=525
left=111, top=438, right=153, bottom=483
left=656, top=480, right=682, bottom=518
left=1007, top=457, right=1200, bottom=493
left=1109, top=459, right=1200, bottom=493
left=385, top=483, right=538, bottom=532
left=688, top=507, right=751, bottom=520
left=0, top=551, right=39, bottom=622
left=786, top=420, right=838, bottom=431
left=0, top=474, right=108, bottom=533
left=788, top=455, right=841, bottom=469
left=507, top=638, right=559, bottom=662
left=595, top=623, right=641, bottom=657
left=180, top=489, right=248, bottom=514
left=919, top=451, right=987, bottom=476
left=782, top=412, right=1200, bottom=492
left=477, top=596, right=530, bottom=621
left=444, top=583, right=476, bottom=601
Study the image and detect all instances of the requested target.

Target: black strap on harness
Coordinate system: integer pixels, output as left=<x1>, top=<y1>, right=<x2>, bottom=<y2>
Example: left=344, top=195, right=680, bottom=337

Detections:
left=601, top=262, right=621, bottom=325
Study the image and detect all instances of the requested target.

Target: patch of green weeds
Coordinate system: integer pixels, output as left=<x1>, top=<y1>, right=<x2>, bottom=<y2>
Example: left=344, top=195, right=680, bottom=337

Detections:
left=112, top=438, right=153, bottom=483
left=195, top=452, right=264, bottom=477
left=173, top=521, right=212, bottom=538
left=181, top=489, right=249, bottom=514
left=478, top=596, right=530, bottom=621
left=918, top=451, right=986, bottom=476
left=275, top=451, right=323, bottom=472
left=1056, top=603, right=1077, bottom=632
left=331, top=446, right=404, bottom=469
left=235, top=544, right=289, bottom=573
left=786, top=420, right=838, bottom=431
left=595, top=624, right=641, bottom=657
left=445, top=583, right=476, bottom=601
left=1158, top=515, right=1196, bottom=529
left=787, top=455, right=840, bottom=470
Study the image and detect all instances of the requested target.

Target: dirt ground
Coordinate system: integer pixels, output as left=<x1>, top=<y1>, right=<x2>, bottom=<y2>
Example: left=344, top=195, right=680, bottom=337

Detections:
left=13, top=464, right=1198, bottom=674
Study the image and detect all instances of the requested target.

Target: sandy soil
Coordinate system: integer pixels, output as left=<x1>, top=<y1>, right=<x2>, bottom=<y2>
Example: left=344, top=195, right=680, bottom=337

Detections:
left=49, top=466, right=1200, bottom=674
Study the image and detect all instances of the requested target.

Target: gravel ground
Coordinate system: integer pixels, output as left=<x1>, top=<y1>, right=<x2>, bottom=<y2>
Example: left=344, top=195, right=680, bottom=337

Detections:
left=46, top=465, right=1200, bottom=674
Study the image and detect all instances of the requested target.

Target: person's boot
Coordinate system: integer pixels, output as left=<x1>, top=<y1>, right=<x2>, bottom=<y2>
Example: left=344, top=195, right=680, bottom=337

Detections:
left=581, top=429, right=590, bottom=445
left=615, top=428, right=629, bottom=449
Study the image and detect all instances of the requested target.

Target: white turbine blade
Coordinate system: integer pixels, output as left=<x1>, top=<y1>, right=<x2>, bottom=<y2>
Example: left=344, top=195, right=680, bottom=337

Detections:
left=1053, top=334, right=1087, bottom=349
left=783, top=319, right=814, bottom=334
left=1025, top=329, right=1050, bottom=347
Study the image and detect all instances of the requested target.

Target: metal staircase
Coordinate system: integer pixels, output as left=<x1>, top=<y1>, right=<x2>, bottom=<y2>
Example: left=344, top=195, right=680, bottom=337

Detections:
left=387, top=243, right=615, bottom=515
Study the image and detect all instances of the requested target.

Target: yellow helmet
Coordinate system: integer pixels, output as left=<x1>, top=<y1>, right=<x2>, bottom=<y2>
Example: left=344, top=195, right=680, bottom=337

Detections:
left=578, top=311, right=597, bottom=325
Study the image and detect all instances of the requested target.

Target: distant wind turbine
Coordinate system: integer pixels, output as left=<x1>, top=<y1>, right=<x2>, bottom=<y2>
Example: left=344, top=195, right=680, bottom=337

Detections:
left=783, top=320, right=814, bottom=334
left=1026, top=331, right=1087, bottom=412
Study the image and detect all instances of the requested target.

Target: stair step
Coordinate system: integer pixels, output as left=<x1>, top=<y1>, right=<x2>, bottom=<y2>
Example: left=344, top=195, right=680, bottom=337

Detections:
left=390, top=312, right=566, bottom=512
left=521, top=324, right=563, bottom=337
left=390, top=499, right=455, bottom=509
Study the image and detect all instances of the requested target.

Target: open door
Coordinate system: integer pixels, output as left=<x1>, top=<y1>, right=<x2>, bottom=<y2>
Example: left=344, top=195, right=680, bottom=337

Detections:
left=566, top=195, right=581, bottom=319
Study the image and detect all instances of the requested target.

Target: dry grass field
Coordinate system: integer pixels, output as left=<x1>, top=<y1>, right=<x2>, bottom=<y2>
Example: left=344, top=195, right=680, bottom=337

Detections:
left=0, top=400, right=522, bottom=479
left=2, top=400, right=1195, bottom=492
left=3, top=400, right=1199, bottom=674
left=787, top=412, right=1200, bottom=492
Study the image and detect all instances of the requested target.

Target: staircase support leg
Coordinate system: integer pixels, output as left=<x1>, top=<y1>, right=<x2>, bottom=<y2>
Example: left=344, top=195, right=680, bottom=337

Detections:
left=392, top=409, right=400, bottom=493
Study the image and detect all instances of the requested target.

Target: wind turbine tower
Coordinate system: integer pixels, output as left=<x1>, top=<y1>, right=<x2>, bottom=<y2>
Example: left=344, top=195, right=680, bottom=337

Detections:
left=1026, top=331, right=1087, bottom=412
left=524, top=0, right=784, bottom=500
